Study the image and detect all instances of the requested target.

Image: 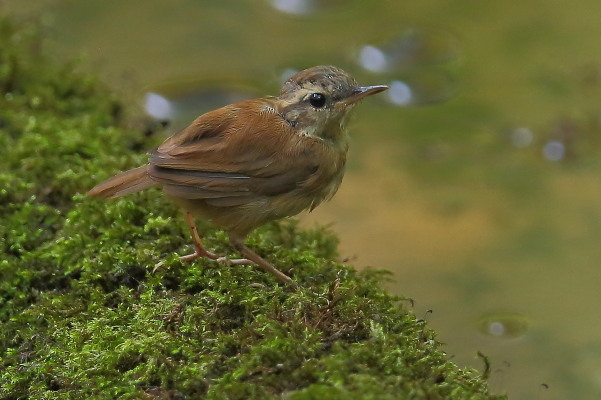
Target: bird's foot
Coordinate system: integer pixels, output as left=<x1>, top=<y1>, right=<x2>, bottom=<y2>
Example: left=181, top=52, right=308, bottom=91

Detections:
left=153, top=249, right=219, bottom=272
left=180, top=249, right=219, bottom=262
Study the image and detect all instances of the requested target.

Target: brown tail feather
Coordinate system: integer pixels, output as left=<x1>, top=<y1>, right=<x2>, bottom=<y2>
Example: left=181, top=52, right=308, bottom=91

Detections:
left=87, top=165, right=156, bottom=199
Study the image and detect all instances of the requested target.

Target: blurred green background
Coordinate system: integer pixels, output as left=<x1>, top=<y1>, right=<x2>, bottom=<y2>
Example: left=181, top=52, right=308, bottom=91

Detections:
left=4, top=1, right=601, bottom=399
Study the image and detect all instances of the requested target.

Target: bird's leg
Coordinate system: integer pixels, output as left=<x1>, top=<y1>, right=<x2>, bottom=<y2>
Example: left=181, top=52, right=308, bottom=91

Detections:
left=157, top=213, right=293, bottom=285
left=229, top=235, right=293, bottom=284
left=180, top=211, right=218, bottom=261
left=179, top=214, right=256, bottom=267
left=154, top=212, right=218, bottom=271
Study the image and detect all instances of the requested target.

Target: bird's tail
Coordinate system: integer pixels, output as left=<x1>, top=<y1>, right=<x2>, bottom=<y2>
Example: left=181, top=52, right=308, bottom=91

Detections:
left=87, top=165, right=156, bottom=199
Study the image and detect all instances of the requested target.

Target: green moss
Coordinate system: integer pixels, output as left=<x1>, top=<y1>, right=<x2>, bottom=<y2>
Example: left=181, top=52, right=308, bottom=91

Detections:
left=0, top=18, right=504, bottom=400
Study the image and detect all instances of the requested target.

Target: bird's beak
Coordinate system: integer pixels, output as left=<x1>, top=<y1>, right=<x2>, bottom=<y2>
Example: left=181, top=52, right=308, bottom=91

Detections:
left=342, top=85, right=388, bottom=105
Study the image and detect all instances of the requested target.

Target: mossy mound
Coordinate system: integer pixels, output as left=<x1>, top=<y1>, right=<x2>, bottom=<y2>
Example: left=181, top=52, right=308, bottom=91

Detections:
left=0, top=18, right=504, bottom=400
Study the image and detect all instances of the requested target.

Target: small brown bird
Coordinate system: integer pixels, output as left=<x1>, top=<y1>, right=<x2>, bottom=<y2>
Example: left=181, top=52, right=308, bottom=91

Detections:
left=88, top=65, right=387, bottom=283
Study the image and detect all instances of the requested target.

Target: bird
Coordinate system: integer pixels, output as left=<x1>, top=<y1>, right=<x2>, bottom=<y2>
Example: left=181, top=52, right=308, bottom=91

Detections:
left=87, top=65, right=388, bottom=284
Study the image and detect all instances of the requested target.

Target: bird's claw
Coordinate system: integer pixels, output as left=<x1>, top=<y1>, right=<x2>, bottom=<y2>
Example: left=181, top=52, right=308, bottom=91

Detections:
left=215, top=256, right=254, bottom=266
left=152, top=253, right=254, bottom=273
left=152, top=260, right=165, bottom=273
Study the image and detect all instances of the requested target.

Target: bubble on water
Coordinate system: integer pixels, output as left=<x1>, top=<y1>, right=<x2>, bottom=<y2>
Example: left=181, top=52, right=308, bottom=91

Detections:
left=358, top=45, right=388, bottom=73
left=269, top=0, right=357, bottom=15
left=387, top=80, right=413, bottom=106
left=487, top=321, right=506, bottom=336
left=144, top=92, right=173, bottom=120
left=542, top=140, right=565, bottom=161
left=271, top=0, right=313, bottom=15
left=478, top=312, right=529, bottom=339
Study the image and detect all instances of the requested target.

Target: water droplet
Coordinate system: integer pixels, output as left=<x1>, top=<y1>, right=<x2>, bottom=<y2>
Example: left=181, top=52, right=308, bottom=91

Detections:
left=478, top=312, right=529, bottom=339
left=511, top=127, right=534, bottom=148
left=542, top=140, right=565, bottom=161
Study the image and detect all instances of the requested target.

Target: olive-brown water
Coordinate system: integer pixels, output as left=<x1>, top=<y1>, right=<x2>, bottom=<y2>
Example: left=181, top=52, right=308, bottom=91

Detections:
left=6, top=1, right=601, bottom=398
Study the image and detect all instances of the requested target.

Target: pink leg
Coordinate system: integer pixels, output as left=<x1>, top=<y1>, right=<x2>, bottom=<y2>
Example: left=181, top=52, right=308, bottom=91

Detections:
left=230, top=235, right=293, bottom=284
left=180, top=211, right=218, bottom=261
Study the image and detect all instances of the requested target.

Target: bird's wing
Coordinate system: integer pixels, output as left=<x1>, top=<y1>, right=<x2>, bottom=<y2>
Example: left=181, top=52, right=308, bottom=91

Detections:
left=148, top=99, right=319, bottom=206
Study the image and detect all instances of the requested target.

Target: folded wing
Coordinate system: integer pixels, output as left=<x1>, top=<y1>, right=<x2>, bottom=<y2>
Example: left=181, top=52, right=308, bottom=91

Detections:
left=148, top=99, right=319, bottom=207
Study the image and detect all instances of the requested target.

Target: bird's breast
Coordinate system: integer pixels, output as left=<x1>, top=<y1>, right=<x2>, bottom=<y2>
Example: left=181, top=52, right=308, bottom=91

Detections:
left=283, top=134, right=349, bottom=213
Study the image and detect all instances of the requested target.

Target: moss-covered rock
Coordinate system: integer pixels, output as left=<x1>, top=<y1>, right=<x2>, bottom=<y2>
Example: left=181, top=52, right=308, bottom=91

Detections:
left=0, top=18, right=504, bottom=400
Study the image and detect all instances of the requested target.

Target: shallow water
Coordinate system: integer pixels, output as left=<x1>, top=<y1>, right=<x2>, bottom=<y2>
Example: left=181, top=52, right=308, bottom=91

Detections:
left=5, top=1, right=601, bottom=398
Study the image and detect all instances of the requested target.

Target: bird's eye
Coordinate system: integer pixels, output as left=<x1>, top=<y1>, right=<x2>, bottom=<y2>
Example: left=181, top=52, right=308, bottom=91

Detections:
left=309, top=93, right=326, bottom=108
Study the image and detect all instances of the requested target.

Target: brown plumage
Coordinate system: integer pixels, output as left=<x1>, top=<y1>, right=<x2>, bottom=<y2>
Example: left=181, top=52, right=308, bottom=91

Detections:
left=88, top=65, right=387, bottom=283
